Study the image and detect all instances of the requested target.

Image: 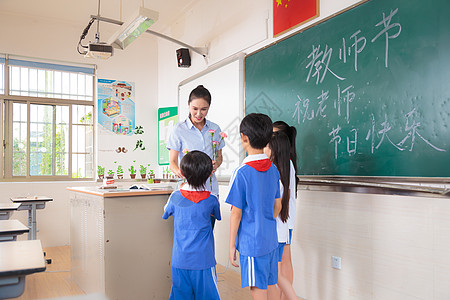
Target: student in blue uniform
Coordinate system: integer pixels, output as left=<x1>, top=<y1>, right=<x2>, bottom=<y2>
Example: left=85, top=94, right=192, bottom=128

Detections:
left=226, top=113, right=282, bottom=300
left=163, top=150, right=221, bottom=300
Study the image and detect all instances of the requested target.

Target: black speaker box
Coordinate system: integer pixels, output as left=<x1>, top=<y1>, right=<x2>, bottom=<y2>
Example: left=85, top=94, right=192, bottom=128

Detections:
left=176, top=48, right=191, bottom=68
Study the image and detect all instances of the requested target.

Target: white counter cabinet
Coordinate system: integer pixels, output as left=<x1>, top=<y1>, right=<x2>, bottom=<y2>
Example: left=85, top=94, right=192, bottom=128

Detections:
left=68, top=187, right=174, bottom=300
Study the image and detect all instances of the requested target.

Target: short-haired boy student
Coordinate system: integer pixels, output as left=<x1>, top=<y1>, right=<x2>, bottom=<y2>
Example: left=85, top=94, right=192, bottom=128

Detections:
left=226, top=113, right=282, bottom=300
left=163, top=150, right=222, bottom=300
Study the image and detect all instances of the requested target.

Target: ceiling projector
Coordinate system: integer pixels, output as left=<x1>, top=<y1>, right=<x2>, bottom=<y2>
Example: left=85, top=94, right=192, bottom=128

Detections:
left=84, top=43, right=114, bottom=59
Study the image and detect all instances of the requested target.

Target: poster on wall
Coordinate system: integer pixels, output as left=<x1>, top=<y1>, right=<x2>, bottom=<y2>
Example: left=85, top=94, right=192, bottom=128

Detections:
left=158, top=107, right=178, bottom=165
left=97, top=79, right=135, bottom=136
left=273, top=0, right=319, bottom=37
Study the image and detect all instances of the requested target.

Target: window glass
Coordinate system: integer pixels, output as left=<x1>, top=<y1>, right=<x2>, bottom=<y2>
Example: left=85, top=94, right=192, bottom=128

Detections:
left=0, top=63, right=4, bottom=94
left=72, top=105, right=93, bottom=178
left=12, top=103, right=27, bottom=176
left=4, top=58, right=95, bottom=180
left=29, top=104, right=54, bottom=176
left=9, top=65, right=93, bottom=100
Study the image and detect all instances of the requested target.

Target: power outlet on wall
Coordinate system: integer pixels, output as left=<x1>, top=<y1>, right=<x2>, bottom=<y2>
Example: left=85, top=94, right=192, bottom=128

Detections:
left=332, top=256, right=342, bottom=270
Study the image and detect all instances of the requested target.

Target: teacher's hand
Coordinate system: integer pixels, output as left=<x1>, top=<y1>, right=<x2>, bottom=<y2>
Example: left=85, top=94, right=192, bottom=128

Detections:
left=173, top=168, right=184, bottom=178
left=212, top=160, right=219, bottom=173
left=169, top=149, right=184, bottom=178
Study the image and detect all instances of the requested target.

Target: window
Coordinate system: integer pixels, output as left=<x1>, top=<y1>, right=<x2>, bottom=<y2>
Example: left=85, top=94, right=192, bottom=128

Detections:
left=0, top=59, right=4, bottom=94
left=1, top=55, right=95, bottom=181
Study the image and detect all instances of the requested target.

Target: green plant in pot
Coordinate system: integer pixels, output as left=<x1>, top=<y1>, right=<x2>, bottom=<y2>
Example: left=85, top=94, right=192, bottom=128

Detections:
left=164, top=166, right=170, bottom=178
left=106, top=169, right=114, bottom=179
left=97, top=165, right=105, bottom=179
left=116, top=165, right=124, bottom=179
left=147, top=169, right=155, bottom=183
left=139, top=164, right=149, bottom=179
left=129, top=165, right=137, bottom=179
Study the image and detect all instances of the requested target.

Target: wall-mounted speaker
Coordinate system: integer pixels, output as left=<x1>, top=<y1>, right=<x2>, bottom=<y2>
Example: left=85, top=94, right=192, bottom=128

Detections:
left=176, top=48, right=191, bottom=68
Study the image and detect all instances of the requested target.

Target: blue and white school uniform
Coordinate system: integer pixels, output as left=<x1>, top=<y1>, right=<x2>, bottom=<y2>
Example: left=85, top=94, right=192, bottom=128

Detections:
left=162, top=184, right=222, bottom=300
left=225, top=154, right=280, bottom=289
left=167, top=117, right=225, bottom=197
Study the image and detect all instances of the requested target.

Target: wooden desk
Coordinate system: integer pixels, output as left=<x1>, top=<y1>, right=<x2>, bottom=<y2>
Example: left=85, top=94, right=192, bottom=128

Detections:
left=0, top=240, right=46, bottom=298
left=10, top=196, right=53, bottom=240
left=68, top=186, right=174, bottom=300
left=0, top=203, right=20, bottom=220
left=0, top=220, right=29, bottom=242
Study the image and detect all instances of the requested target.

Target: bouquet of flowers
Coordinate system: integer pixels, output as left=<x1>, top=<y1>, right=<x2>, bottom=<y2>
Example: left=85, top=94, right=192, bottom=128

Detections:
left=208, top=130, right=227, bottom=161
left=208, top=130, right=227, bottom=185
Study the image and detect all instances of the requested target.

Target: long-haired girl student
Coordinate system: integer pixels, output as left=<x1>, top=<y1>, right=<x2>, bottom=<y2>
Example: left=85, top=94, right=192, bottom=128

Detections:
left=273, top=121, right=298, bottom=299
left=264, top=131, right=299, bottom=300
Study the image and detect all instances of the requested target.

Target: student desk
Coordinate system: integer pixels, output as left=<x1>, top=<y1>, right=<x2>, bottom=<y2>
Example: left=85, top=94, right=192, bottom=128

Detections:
left=0, top=240, right=46, bottom=298
left=0, top=219, right=29, bottom=242
left=0, top=203, right=20, bottom=220
left=10, top=196, right=53, bottom=240
left=67, top=186, right=174, bottom=300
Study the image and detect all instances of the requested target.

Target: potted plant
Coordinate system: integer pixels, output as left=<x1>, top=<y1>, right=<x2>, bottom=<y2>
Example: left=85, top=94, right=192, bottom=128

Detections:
left=97, top=165, right=105, bottom=179
left=165, top=166, right=170, bottom=179
left=116, top=165, right=124, bottom=179
left=128, top=165, right=137, bottom=179
left=139, top=164, right=149, bottom=179
left=147, top=169, right=155, bottom=183
left=106, top=169, right=114, bottom=179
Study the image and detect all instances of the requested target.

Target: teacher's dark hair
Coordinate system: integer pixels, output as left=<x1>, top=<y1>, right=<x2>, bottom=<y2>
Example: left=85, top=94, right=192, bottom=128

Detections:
left=268, top=131, right=291, bottom=223
left=188, top=85, right=211, bottom=105
left=240, top=113, right=273, bottom=149
left=180, top=150, right=213, bottom=190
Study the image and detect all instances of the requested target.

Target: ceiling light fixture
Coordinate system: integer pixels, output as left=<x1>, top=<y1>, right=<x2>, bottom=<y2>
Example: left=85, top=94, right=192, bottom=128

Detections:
left=79, top=1, right=209, bottom=61
left=90, top=15, right=208, bottom=59
left=108, top=7, right=159, bottom=50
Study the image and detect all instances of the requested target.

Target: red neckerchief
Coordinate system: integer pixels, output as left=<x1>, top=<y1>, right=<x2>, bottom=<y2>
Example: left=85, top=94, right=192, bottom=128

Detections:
left=180, top=190, right=211, bottom=203
left=245, top=158, right=272, bottom=171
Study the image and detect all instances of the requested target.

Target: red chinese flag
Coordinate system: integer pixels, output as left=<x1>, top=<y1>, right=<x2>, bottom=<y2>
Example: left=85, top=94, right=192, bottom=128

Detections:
left=273, top=0, right=319, bottom=37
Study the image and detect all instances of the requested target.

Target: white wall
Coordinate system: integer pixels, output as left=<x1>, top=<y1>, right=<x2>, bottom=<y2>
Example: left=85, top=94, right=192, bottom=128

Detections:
left=157, top=0, right=450, bottom=299
left=0, top=6, right=159, bottom=246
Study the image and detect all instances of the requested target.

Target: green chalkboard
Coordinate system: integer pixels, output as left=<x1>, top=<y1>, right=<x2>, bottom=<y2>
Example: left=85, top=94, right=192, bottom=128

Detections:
left=245, top=0, right=450, bottom=177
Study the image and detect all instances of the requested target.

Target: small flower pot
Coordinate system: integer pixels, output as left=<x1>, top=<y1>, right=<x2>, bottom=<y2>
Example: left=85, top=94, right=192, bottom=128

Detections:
left=140, top=174, right=146, bottom=179
left=117, top=174, right=123, bottom=179
left=130, top=174, right=136, bottom=179
left=106, top=175, right=114, bottom=179
left=98, top=174, right=104, bottom=179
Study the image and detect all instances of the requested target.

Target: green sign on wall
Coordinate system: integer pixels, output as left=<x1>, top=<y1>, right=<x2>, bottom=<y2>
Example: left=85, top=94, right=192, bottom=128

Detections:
left=158, top=107, right=178, bottom=165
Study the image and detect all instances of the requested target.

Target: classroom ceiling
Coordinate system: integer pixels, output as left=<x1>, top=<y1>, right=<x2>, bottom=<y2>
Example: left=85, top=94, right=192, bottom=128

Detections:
left=0, top=0, right=198, bottom=33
